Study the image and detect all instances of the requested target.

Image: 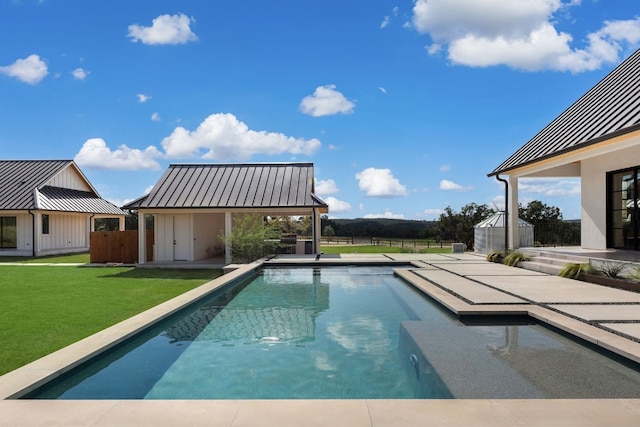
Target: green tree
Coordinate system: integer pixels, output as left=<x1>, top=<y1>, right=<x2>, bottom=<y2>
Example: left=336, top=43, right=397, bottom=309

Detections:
left=518, top=200, right=565, bottom=245
left=437, top=203, right=495, bottom=250
left=221, top=214, right=281, bottom=263
left=518, top=200, right=563, bottom=223
left=323, top=225, right=335, bottom=237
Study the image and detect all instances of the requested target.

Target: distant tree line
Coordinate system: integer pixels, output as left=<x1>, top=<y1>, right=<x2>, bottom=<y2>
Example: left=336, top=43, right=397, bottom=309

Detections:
left=322, top=199, right=579, bottom=250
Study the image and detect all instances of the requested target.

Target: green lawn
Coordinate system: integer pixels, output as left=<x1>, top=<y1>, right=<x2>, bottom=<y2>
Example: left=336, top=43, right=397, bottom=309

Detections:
left=0, top=252, right=91, bottom=264
left=0, top=265, right=222, bottom=376
left=320, top=245, right=449, bottom=254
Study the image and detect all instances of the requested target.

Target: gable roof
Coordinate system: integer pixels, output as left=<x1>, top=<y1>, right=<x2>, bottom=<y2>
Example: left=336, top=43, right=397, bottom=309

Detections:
left=124, top=163, right=328, bottom=212
left=489, top=49, right=640, bottom=176
left=0, top=160, right=125, bottom=215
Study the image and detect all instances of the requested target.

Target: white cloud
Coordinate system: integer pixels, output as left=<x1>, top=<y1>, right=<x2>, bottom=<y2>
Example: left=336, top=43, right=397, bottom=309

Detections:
left=128, top=13, right=197, bottom=45
left=0, top=54, right=48, bottom=84
left=137, top=94, right=151, bottom=103
left=74, top=138, right=162, bottom=170
left=439, top=164, right=451, bottom=172
left=71, top=68, right=88, bottom=80
left=377, top=86, right=387, bottom=94
left=422, top=208, right=444, bottom=219
left=151, top=112, right=161, bottom=121
left=364, top=210, right=405, bottom=219
left=440, top=179, right=473, bottom=191
left=519, top=178, right=580, bottom=196
left=161, top=113, right=321, bottom=160
left=411, top=0, right=640, bottom=72
left=381, top=16, right=391, bottom=29
left=426, top=43, right=442, bottom=55
left=325, top=196, right=351, bottom=213
left=299, top=84, right=355, bottom=117
left=356, top=167, right=408, bottom=197
left=491, top=195, right=506, bottom=211
left=315, top=179, right=339, bottom=195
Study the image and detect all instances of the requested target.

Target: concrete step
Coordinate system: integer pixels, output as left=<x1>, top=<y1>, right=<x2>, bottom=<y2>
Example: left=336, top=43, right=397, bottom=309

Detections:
left=518, top=250, right=594, bottom=276
left=518, top=260, right=564, bottom=276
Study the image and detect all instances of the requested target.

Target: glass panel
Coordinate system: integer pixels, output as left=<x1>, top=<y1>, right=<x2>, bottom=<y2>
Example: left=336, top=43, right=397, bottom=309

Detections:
left=42, top=214, right=49, bottom=235
left=1, top=217, right=17, bottom=248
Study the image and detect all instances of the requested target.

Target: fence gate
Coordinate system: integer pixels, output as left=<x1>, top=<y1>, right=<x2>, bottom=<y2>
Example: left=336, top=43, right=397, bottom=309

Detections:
left=90, top=230, right=154, bottom=263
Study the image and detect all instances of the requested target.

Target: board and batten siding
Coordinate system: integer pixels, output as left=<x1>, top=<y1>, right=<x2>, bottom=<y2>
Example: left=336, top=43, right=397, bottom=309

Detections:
left=38, top=212, right=89, bottom=254
left=45, top=166, right=92, bottom=192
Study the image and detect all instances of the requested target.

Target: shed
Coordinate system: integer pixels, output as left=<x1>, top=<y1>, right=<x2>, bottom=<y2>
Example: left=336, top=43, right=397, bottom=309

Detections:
left=474, top=212, right=534, bottom=255
left=123, top=162, right=329, bottom=265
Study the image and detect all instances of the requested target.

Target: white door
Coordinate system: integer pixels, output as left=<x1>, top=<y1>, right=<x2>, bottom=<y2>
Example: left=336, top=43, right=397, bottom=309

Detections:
left=173, top=215, right=190, bottom=261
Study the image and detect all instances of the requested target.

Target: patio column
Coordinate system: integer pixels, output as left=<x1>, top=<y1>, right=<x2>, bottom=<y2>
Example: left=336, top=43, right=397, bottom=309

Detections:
left=138, top=213, right=146, bottom=264
left=225, top=212, right=232, bottom=264
left=312, top=208, right=321, bottom=254
left=508, top=175, right=520, bottom=249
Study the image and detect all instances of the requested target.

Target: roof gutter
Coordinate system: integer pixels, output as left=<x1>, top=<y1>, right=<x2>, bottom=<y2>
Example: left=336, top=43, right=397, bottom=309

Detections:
left=495, top=174, right=509, bottom=252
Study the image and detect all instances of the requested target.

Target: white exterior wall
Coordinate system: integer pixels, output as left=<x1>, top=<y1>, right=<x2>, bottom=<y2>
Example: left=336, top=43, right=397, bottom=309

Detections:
left=193, top=213, right=224, bottom=260
left=38, top=212, right=89, bottom=255
left=581, top=143, right=640, bottom=249
left=46, top=167, right=91, bottom=191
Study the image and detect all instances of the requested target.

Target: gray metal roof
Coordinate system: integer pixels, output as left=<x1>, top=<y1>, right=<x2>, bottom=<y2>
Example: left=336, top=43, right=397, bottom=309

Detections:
left=490, top=48, right=640, bottom=176
left=0, top=160, right=125, bottom=215
left=125, top=163, right=329, bottom=211
left=0, top=160, right=70, bottom=210
left=38, top=186, right=125, bottom=215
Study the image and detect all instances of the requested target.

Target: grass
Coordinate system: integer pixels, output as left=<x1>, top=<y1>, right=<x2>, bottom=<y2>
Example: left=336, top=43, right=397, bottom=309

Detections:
left=0, top=252, right=90, bottom=264
left=0, top=264, right=222, bottom=376
left=320, top=245, right=449, bottom=254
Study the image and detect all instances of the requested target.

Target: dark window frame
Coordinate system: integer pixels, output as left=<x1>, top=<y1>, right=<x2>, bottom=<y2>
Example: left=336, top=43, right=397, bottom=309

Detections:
left=42, top=214, right=50, bottom=235
left=0, top=216, right=17, bottom=249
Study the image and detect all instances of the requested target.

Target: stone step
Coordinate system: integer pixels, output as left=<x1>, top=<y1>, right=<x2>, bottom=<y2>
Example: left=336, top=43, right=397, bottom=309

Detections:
left=518, top=260, right=564, bottom=276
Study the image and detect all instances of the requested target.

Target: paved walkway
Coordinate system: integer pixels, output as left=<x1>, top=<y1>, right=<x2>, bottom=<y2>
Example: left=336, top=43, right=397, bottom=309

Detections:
left=3, top=253, right=640, bottom=426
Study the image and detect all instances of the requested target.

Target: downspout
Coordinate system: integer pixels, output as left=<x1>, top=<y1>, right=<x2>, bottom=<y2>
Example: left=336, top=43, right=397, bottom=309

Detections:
left=495, top=174, right=509, bottom=252
left=28, top=210, right=35, bottom=257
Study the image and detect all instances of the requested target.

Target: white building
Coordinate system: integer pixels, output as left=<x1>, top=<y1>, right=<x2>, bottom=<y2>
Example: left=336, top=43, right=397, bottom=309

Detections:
left=0, top=160, right=125, bottom=256
left=489, top=49, right=640, bottom=252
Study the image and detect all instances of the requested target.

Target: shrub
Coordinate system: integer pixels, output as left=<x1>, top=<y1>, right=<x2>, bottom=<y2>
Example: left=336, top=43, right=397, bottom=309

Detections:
left=626, top=265, right=640, bottom=282
left=220, top=213, right=281, bottom=263
left=503, top=251, right=529, bottom=267
left=599, top=261, right=626, bottom=278
left=486, top=251, right=505, bottom=263
left=559, top=262, right=598, bottom=279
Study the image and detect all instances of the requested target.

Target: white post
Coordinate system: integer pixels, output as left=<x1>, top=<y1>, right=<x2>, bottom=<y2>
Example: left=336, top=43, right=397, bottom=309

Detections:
left=138, top=213, right=146, bottom=264
left=508, top=175, right=520, bottom=249
left=313, top=209, right=321, bottom=254
left=225, top=212, right=232, bottom=264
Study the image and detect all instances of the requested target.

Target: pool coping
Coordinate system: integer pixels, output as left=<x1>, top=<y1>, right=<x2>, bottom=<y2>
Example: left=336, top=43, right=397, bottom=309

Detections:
left=2, top=256, right=640, bottom=426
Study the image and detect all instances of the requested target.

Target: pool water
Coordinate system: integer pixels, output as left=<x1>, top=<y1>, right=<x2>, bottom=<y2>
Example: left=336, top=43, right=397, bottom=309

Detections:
left=26, top=266, right=640, bottom=400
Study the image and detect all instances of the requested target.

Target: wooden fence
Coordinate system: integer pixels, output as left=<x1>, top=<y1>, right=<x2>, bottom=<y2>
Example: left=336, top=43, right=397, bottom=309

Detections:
left=90, top=230, right=154, bottom=264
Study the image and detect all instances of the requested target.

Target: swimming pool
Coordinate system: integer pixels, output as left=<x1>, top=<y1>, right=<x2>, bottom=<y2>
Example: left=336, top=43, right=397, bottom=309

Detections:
left=25, top=265, right=640, bottom=399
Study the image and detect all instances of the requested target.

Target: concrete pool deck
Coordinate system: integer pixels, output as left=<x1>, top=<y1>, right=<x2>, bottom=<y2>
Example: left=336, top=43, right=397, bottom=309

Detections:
left=2, top=253, right=640, bottom=426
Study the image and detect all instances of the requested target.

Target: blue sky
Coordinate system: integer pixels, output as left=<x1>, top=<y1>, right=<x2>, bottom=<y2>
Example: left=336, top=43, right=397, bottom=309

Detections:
left=1, top=1, right=639, bottom=220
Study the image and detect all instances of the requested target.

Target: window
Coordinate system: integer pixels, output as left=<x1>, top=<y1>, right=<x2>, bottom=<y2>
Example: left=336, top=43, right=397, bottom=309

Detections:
left=608, top=167, right=640, bottom=250
left=42, top=214, right=49, bottom=235
left=0, top=217, right=17, bottom=248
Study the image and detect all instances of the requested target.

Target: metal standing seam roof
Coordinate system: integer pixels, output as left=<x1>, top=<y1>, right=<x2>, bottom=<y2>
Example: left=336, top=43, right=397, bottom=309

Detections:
left=489, top=48, right=640, bottom=177
left=0, top=160, right=125, bottom=215
left=124, top=163, right=329, bottom=211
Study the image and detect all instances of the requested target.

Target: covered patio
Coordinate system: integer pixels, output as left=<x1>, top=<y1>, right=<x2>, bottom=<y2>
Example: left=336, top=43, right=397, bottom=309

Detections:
left=489, top=48, right=640, bottom=252
left=123, top=162, right=329, bottom=265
